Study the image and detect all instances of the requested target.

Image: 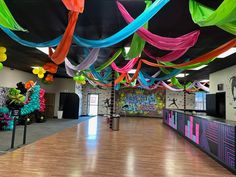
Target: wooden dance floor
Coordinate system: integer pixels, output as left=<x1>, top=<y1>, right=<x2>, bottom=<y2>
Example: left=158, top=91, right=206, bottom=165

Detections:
left=0, top=117, right=234, bottom=177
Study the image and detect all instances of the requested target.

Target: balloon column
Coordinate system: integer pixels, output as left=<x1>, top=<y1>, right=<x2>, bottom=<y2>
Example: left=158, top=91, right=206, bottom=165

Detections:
left=7, top=88, right=26, bottom=106
left=0, top=47, right=7, bottom=71
left=39, top=89, right=46, bottom=113
left=73, top=73, right=86, bottom=85
left=21, top=85, right=40, bottom=116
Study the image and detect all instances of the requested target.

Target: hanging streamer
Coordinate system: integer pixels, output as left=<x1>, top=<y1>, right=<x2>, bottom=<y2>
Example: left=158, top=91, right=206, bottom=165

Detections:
left=65, top=48, right=100, bottom=71
left=126, top=1, right=152, bottom=59
left=49, top=0, right=86, bottom=64
left=0, top=0, right=169, bottom=49
left=142, top=68, right=184, bottom=82
left=95, top=49, right=122, bottom=72
left=196, top=81, right=209, bottom=92
left=62, top=0, right=85, bottom=12
left=0, top=0, right=26, bottom=31
left=49, top=11, right=79, bottom=64
left=90, top=66, right=112, bottom=83
left=117, top=1, right=200, bottom=50
left=111, top=57, right=139, bottom=73
left=73, top=0, right=170, bottom=47
left=189, top=0, right=236, bottom=35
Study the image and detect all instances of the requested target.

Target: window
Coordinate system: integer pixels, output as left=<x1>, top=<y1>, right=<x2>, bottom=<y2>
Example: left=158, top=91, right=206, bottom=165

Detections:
left=195, top=92, right=206, bottom=110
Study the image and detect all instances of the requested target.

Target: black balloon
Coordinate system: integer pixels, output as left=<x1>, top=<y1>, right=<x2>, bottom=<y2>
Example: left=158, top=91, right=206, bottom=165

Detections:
left=16, top=82, right=27, bottom=94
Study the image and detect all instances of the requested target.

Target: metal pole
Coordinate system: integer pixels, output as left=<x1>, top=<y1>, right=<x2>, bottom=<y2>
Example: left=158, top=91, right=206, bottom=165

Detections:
left=23, top=116, right=27, bottom=144
left=184, top=72, right=186, bottom=112
left=110, top=71, right=115, bottom=129
left=11, top=115, right=16, bottom=149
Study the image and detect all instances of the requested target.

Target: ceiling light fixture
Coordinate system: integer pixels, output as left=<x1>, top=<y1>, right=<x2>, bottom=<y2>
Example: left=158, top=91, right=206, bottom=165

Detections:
left=31, top=66, right=40, bottom=69
left=128, top=69, right=136, bottom=74
left=36, top=47, right=50, bottom=55
left=200, top=79, right=209, bottom=83
left=189, top=65, right=207, bottom=70
left=217, top=47, right=236, bottom=58
left=175, top=73, right=189, bottom=78
left=124, top=47, right=130, bottom=54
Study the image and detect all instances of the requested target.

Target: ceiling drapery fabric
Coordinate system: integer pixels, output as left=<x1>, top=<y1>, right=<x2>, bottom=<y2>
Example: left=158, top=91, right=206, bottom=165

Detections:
left=0, top=0, right=26, bottom=31
left=189, top=0, right=236, bottom=35
left=126, top=1, right=152, bottom=59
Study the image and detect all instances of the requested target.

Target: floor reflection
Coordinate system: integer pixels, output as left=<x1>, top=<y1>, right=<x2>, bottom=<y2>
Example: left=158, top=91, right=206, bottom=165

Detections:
left=87, top=117, right=98, bottom=140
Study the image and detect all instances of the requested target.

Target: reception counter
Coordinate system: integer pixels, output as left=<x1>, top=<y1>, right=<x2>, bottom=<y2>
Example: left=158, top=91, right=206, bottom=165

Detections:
left=163, top=109, right=236, bottom=172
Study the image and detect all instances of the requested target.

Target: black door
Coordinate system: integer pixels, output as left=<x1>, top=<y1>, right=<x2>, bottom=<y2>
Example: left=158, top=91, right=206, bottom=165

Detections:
left=60, top=93, right=79, bottom=119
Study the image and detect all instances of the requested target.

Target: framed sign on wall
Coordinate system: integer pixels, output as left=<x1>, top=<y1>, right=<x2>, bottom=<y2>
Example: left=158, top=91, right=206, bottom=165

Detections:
left=217, top=84, right=224, bottom=91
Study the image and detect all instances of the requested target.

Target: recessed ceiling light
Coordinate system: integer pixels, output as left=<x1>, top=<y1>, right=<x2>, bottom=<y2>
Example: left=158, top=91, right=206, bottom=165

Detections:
left=217, top=47, right=236, bottom=58
left=200, top=79, right=209, bottom=83
left=128, top=69, right=136, bottom=74
left=189, top=65, right=207, bottom=70
left=176, top=73, right=189, bottom=78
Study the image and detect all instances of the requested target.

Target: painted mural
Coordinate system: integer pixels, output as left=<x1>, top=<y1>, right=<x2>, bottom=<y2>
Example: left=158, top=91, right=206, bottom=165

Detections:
left=116, top=88, right=165, bottom=117
left=166, top=89, right=195, bottom=110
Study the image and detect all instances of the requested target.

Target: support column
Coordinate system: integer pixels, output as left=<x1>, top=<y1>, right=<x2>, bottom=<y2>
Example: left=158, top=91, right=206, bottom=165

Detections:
left=110, top=71, right=115, bottom=129
left=184, top=72, right=186, bottom=111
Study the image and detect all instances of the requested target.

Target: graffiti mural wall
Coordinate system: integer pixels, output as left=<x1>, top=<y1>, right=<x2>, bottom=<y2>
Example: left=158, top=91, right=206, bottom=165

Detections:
left=116, top=88, right=165, bottom=117
left=166, top=90, right=195, bottom=110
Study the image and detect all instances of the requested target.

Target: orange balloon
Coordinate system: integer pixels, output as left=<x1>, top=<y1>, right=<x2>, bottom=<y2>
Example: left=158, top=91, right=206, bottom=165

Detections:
left=43, top=62, right=58, bottom=74
left=25, top=80, right=35, bottom=89
left=45, top=74, right=54, bottom=82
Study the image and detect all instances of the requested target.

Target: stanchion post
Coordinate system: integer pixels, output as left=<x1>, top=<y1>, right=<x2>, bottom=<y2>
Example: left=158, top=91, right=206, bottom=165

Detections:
left=23, top=116, right=27, bottom=144
left=10, top=109, right=20, bottom=149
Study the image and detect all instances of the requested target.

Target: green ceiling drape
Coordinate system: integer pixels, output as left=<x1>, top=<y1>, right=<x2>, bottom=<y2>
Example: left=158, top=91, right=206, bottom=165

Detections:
left=189, top=0, right=236, bottom=35
left=0, top=0, right=26, bottom=31
left=126, top=1, right=152, bottom=59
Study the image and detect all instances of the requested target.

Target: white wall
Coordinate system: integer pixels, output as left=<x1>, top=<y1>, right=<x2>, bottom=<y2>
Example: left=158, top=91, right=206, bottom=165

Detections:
left=165, top=90, right=195, bottom=110
left=75, top=83, right=83, bottom=116
left=210, top=65, right=236, bottom=121
left=0, top=67, right=39, bottom=88
left=0, top=67, right=75, bottom=117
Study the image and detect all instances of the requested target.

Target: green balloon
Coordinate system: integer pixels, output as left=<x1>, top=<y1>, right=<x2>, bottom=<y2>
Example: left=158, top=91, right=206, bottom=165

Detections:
left=0, top=62, right=3, bottom=70
left=73, top=75, right=79, bottom=81
left=78, top=75, right=85, bottom=81
left=19, top=95, right=26, bottom=103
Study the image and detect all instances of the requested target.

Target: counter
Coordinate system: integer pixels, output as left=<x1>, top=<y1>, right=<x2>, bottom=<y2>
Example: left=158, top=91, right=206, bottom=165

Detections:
left=163, top=109, right=236, bottom=172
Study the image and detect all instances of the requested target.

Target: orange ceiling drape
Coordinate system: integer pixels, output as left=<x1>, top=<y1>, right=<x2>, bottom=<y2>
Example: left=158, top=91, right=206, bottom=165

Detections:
left=62, top=0, right=85, bottom=12
left=50, top=0, right=85, bottom=65
left=125, top=38, right=236, bottom=83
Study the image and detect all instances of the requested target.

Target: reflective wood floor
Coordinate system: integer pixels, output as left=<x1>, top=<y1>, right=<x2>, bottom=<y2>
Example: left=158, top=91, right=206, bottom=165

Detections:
left=0, top=117, right=234, bottom=177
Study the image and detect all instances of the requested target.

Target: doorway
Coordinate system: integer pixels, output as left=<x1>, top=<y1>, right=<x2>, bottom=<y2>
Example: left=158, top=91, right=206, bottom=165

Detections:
left=88, top=94, right=99, bottom=116
left=44, top=93, right=55, bottom=119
